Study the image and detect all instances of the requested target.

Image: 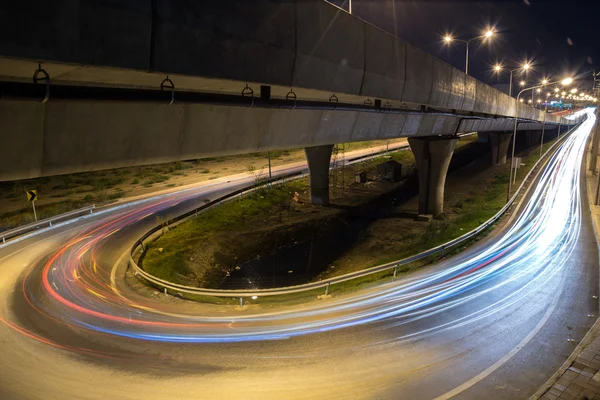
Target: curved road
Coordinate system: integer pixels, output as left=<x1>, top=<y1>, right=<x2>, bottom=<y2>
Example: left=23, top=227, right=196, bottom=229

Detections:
left=0, top=111, right=597, bottom=399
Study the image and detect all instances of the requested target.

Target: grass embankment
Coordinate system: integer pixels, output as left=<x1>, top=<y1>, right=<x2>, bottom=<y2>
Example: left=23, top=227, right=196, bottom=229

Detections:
left=0, top=139, right=402, bottom=231
left=141, top=180, right=314, bottom=287
left=139, top=134, right=560, bottom=305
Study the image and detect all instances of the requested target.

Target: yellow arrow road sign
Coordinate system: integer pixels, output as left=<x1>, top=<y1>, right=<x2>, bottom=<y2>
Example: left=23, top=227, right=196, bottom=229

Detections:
left=26, top=190, right=37, bottom=202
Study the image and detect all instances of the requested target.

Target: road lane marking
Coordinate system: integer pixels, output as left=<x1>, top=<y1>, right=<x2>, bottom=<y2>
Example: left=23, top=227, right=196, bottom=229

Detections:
left=434, top=272, right=563, bottom=400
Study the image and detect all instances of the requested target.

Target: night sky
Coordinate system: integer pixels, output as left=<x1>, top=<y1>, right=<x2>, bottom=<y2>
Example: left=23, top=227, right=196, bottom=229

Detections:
left=329, top=0, right=599, bottom=90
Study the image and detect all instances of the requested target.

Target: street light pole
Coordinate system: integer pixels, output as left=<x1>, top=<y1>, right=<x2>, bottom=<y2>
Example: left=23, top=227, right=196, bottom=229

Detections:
left=507, top=90, right=525, bottom=201
left=444, top=30, right=493, bottom=75
left=539, top=103, right=547, bottom=158
left=465, top=41, right=470, bottom=75
left=506, top=77, right=573, bottom=202
left=494, top=63, right=530, bottom=97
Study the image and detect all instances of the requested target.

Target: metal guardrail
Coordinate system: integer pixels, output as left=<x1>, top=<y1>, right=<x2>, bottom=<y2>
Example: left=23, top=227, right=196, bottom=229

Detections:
left=1, top=205, right=96, bottom=244
left=129, top=120, right=584, bottom=299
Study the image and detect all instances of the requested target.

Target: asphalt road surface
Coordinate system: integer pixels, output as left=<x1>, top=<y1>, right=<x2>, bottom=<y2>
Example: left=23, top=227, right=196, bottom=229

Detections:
left=0, top=112, right=597, bottom=400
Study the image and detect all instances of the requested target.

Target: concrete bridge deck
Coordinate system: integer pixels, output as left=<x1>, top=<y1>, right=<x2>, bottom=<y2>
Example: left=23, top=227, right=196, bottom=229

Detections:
left=0, top=0, right=576, bottom=214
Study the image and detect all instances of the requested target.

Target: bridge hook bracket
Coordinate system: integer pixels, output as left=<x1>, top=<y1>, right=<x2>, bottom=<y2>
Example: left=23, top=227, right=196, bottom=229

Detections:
left=33, top=63, right=50, bottom=103
left=329, top=94, right=339, bottom=110
left=286, top=88, right=297, bottom=109
left=160, top=76, right=175, bottom=105
left=242, top=84, right=255, bottom=107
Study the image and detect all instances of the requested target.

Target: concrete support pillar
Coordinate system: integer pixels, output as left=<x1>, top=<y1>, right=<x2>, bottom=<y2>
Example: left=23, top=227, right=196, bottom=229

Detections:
left=488, top=132, right=512, bottom=165
left=408, top=137, right=458, bottom=217
left=304, top=144, right=334, bottom=206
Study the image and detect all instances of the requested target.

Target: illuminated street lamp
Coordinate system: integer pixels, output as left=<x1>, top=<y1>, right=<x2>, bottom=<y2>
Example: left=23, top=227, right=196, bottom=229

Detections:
left=507, top=77, right=574, bottom=201
left=520, top=81, right=526, bottom=86
left=493, top=62, right=531, bottom=97
left=444, top=29, right=495, bottom=75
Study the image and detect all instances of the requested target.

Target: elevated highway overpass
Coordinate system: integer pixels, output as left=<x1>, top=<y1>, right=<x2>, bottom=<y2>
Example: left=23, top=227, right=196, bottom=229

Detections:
left=0, top=0, right=575, bottom=214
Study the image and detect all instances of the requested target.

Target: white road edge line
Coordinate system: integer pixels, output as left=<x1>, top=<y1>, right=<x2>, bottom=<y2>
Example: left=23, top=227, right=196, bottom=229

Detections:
left=434, top=242, right=564, bottom=400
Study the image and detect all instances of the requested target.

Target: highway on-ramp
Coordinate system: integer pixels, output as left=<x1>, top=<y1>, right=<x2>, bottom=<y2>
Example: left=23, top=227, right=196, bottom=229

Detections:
left=0, top=112, right=597, bottom=399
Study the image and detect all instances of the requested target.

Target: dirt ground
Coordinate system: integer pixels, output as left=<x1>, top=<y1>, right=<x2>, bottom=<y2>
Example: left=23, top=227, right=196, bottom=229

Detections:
left=324, top=154, right=511, bottom=278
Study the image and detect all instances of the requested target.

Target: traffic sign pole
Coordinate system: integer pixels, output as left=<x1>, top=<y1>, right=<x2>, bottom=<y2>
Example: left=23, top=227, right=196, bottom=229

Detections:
left=32, top=200, right=37, bottom=222
left=26, top=190, right=38, bottom=221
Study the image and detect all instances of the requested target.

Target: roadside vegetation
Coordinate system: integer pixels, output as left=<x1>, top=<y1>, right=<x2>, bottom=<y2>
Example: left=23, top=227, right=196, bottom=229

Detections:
left=0, top=139, right=404, bottom=231
left=141, top=180, right=311, bottom=286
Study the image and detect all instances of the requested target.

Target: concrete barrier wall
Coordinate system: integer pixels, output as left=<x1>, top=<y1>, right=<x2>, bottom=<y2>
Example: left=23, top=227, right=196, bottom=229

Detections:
left=428, top=59, right=453, bottom=109
left=294, top=1, right=364, bottom=94
left=0, top=0, right=568, bottom=181
left=0, top=1, right=152, bottom=69
left=401, top=44, right=433, bottom=105
left=462, top=76, right=477, bottom=112
left=361, top=25, right=405, bottom=100
left=0, top=0, right=560, bottom=124
left=447, top=68, right=466, bottom=110
left=152, top=1, right=296, bottom=86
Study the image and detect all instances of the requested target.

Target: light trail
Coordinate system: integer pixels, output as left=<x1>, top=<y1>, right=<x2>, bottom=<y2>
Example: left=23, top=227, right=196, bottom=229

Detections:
left=11, top=109, right=596, bottom=346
